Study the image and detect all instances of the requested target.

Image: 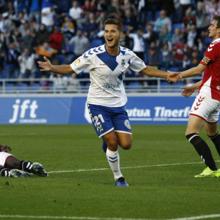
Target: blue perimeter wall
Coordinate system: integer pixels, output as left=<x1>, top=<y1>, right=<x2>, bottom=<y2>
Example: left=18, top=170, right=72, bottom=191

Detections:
left=0, top=95, right=195, bottom=125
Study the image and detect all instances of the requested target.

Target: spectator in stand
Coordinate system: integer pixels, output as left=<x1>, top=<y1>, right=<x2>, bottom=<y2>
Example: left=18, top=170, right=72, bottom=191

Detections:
left=96, top=0, right=107, bottom=12
left=172, top=42, right=185, bottom=68
left=29, top=17, right=40, bottom=33
left=154, top=10, right=172, bottom=33
left=0, top=12, right=13, bottom=33
left=161, top=42, right=172, bottom=69
left=197, top=30, right=212, bottom=53
left=18, top=48, right=37, bottom=79
left=182, top=54, right=191, bottom=70
left=54, top=0, right=71, bottom=14
left=205, top=0, right=220, bottom=20
left=49, top=26, right=64, bottom=52
left=147, top=44, right=162, bottom=67
left=41, top=7, right=55, bottom=30
left=143, top=23, right=158, bottom=50
left=173, top=0, right=183, bottom=23
left=186, top=24, right=197, bottom=48
left=179, top=0, right=193, bottom=16
left=4, top=41, right=20, bottom=78
left=121, top=0, right=137, bottom=17
left=144, top=43, right=162, bottom=87
left=82, top=0, right=96, bottom=12
left=34, top=24, right=50, bottom=46
left=107, top=0, right=121, bottom=15
left=20, top=28, right=36, bottom=52
left=61, top=15, right=77, bottom=40
left=29, top=0, right=41, bottom=23
left=13, top=0, right=28, bottom=16
left=69, top=0, right=83, bottom=20
left=158, top=25, right=172, bottom=46
left=196, top=1, right=210, bottom=34
left=82, top=12, right=98, bottom=39
left=35, top=42, right=57, bottom=58
left=120, top=31, right=133, bottom=49
left=122, top=8, right=137, bottom=30
left=68, top=29, right=89, bottom=58
left=0, top=31, right=5, bottom=74
left=129, top=28, right=145, bottom=60
left=183, top=7, right=196, bottom=28
left=171, top=28, right=184, bottom=45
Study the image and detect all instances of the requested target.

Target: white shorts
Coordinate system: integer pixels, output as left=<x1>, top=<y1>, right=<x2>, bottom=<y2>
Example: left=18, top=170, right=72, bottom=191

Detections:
left=190, top=89, right=220, bottom=123
left=0, top=152, right=12, bottom=167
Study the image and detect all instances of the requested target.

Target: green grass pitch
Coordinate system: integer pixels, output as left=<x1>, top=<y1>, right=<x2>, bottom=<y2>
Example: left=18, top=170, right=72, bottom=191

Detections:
left=0, top=125, right=220, bottom=220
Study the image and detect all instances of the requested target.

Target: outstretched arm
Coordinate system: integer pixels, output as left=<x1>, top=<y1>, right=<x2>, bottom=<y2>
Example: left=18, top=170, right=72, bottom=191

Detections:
left=178, top=63, right=206, bottom=79
left=167, top=63, right=206, bottom=83
left=37, top=56, right=75, bottom=75
left=140, top=66, right=170, bottom=79
left=182, top=80, right=202, bottom=97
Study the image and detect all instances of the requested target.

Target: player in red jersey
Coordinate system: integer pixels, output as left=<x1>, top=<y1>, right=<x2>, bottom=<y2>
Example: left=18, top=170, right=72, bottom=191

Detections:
left=169, top=16, right=220, bottom=177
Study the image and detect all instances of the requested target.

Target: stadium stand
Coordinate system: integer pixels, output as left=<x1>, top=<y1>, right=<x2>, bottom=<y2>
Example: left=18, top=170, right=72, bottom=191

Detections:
left=0, top=0, right=215, bottom=93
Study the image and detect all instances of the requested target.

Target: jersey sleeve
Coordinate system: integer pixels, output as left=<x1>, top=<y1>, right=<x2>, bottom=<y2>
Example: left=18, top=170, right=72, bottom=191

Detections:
left=70, top=52, right=91, bottom=74
left=201, top=43, right=220, bottom=64
left=129, top=52, right=147, bottom=72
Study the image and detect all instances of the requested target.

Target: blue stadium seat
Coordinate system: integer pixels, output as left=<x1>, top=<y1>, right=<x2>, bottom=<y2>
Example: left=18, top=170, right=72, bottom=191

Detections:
left=172, top=23, right=184, bottom=32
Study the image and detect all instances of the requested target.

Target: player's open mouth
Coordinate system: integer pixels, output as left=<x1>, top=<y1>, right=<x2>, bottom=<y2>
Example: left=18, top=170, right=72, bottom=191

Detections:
left=107, top=39, right=113, bottom=42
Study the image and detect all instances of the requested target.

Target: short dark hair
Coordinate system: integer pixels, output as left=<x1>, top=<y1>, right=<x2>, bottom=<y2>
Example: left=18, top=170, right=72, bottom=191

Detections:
left=104, top=17, right=122, bottom=31
left=213, top=16, right=220, bottom=28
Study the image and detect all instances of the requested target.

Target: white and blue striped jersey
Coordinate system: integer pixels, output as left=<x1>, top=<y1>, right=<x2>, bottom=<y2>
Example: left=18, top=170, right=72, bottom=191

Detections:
left=70, top=44, right=146, bottom=107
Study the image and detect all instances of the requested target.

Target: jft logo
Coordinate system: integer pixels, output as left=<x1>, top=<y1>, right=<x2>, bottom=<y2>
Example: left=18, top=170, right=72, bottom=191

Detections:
left=9, top=99, right=39, bottom=124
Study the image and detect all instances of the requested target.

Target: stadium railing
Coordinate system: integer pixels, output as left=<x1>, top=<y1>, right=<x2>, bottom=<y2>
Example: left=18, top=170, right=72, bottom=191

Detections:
left=0, top=77, right=201, bottom=94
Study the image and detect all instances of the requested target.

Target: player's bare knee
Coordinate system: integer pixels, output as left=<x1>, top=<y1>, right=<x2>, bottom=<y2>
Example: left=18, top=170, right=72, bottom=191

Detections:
left=121, top=142, right=132, bottom=150
left=105, top=139, right=118, bottom=151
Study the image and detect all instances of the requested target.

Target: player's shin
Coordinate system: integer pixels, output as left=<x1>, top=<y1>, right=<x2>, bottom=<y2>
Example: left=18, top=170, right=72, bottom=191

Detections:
left=106, top=148, right=123, bottom=180
left=209, top=133, right=220, bottom=156
left=186, top=133, right=217, bottom=170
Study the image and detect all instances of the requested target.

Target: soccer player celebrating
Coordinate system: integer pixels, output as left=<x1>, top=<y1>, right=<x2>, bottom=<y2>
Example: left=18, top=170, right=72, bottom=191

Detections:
left=168, top=16, right=220, bottom=178
left=0, top=144, right=48, bottom=177
left=38, top=18, right=171, bottom=187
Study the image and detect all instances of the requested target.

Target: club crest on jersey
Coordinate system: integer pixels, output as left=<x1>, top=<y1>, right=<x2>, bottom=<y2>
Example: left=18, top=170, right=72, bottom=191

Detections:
left=121, top=59, right=126, bottom=67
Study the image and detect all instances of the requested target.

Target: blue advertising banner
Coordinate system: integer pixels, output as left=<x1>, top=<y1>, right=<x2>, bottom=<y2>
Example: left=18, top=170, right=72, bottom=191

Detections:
left=0, top=95, right=194, bottom=124
left=126, top=96, right=193, bottom=124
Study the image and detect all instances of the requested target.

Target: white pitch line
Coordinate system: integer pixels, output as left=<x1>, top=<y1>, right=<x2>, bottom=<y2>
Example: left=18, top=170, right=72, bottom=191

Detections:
left=1, top=214, right=220, bottom=220
left=0, top=214, right=153, bottom=220
left=48, top=161, right=204, bottom=174
left=169, top=213, right=220, bottom=220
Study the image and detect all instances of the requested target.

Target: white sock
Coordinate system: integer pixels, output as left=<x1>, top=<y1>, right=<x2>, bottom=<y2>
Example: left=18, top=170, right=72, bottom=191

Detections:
left=106, top=148, right=123, bottom=180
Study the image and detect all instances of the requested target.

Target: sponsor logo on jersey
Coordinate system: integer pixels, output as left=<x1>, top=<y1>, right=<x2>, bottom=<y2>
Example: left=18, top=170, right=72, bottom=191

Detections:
left=74, top=58, right=81, bottom=65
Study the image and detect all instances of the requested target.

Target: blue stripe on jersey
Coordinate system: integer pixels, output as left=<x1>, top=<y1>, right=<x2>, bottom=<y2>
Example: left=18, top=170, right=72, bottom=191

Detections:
left=97, top=52, right=118, bottom=71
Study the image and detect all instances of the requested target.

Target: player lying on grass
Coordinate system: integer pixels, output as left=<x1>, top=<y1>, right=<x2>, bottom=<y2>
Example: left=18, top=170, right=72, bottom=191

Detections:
left=0, top=144, right=48, bottom=177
